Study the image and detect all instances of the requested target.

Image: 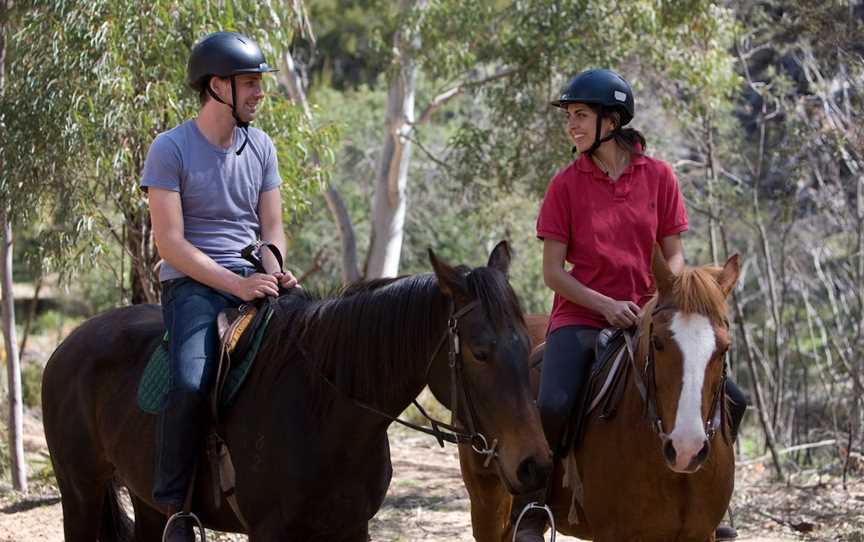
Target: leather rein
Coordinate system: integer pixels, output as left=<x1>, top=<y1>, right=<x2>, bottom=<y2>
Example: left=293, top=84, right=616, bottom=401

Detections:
left=240, top=242, right=500, bottom=464
left=623, top=303, right=727, bottom=443
left=312, top=298, right=500, bottom=467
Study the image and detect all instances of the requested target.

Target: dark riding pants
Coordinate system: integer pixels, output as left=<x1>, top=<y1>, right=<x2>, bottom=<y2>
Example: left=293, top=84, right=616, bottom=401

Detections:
left=536, top=325, right=749, bottom=458
left=537, top=325, right=599, bottom=456
left=153, top=271, right=247, bottom=507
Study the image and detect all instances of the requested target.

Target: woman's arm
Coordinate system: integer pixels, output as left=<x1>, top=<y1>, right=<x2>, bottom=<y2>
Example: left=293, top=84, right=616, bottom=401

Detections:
left=542, top=239, right=640, bottom=328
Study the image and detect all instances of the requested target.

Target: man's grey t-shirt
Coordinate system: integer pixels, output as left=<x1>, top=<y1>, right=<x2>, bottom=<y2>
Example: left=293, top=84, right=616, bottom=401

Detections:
left=140, top=120, right=282, bottom=281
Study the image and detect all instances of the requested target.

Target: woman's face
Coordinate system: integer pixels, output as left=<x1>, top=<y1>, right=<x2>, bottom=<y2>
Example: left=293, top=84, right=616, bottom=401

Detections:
left=563, top=103, right=615, bottom=153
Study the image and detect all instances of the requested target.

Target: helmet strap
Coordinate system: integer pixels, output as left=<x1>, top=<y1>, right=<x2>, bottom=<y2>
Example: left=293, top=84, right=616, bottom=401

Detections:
left=206, top=76, right=251, bottom=156
left=586, top=108, right=619, bottom=156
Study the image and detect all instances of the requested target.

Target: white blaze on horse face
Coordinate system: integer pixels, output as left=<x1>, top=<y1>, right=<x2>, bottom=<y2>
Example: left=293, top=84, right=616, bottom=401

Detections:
left=668, top=312, right=716, bottom=470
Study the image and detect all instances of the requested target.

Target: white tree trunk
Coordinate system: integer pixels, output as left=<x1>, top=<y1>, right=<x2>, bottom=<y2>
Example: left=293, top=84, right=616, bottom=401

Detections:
left=1, top=212, right=27, bottom=492
left=280, top=50, right=360, bottom=285
left=365, top=0, right=423, bottom=278
left=0, top=0, right=27, bottom=493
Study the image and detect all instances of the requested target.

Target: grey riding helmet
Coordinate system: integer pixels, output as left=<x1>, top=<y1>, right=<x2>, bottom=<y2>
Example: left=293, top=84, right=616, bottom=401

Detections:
left=187, top=31, right=278, bottom=155
left=550, top=69, right=635, bottom=154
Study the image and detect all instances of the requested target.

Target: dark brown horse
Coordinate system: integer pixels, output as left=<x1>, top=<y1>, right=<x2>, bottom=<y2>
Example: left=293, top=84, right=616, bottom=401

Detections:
left=459, top=249, right=741, bottom=542
left=43, top=241, right=551, bottom=541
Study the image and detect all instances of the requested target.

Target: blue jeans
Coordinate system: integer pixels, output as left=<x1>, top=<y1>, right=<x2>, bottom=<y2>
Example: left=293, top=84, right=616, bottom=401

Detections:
left=153, top=270, right=248, bottom=507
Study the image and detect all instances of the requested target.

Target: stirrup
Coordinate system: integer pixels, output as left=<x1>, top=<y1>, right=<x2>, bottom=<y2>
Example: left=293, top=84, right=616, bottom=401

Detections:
left=163, top=511, right=206, bottom=542
left=512, top=501, right=556, bottom=542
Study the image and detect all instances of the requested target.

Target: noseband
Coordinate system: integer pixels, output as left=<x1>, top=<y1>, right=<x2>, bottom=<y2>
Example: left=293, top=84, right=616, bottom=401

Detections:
left=625, top=303, right=727, bottom=443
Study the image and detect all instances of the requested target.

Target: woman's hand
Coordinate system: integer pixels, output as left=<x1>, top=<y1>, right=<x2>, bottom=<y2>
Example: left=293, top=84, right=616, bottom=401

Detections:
left=600, top=299, right=641, bottom=329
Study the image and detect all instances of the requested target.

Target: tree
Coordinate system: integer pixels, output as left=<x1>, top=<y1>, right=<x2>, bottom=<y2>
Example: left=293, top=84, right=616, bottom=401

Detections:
left=0, top=0, right=333, bottom=487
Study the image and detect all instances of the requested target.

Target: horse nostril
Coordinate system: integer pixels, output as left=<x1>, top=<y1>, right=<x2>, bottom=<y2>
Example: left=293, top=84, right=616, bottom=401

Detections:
left=517, top=457, right=547, bottom=490
left=663, top=440, right=677, bottom=464
left=696, top=440, right=710, bottom=463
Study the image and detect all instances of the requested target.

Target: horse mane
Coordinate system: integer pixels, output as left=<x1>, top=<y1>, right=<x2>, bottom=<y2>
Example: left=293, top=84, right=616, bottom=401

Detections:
left=672, top=265, right=729, bottom=324
left=257, top=266, right=524, bottom=412
left=638, top=264, right=729, bottom=351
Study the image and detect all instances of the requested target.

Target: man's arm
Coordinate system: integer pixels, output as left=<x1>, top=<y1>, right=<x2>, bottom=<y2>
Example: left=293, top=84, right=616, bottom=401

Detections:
left=149, top=187, right=278, bottom=300
left=258, top=188, right=298, bottom=288
left=660, top=233, right=685, bottom=274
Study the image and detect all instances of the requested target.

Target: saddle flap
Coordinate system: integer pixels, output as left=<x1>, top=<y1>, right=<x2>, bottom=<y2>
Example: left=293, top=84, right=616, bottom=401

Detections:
left=218, top=305, right=259, bottom=362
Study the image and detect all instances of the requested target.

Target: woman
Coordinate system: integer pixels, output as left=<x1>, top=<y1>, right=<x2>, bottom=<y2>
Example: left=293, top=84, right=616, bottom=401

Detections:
left=512, top=69, right=745, bottom=542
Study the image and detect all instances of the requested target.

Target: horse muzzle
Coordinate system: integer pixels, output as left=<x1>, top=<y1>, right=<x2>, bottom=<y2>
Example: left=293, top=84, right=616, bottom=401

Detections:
left=662, top=434, right=710, bottom=473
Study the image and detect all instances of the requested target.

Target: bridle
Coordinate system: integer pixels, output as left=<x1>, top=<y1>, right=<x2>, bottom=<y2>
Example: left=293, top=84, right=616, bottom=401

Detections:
left=624, top=303, right=728, bottom=444
left=240, top=243, right=502, bottom=464
left=314, top=298, right=501, bottom=467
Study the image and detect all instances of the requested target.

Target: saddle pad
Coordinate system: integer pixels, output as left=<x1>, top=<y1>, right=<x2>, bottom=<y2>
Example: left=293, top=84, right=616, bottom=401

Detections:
left=137, top=310, right=273, bottom=414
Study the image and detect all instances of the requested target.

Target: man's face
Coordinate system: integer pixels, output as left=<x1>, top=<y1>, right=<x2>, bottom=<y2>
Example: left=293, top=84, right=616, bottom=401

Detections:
left=233, top=73, right=264, bottom=121
left=211, top=73, right=264, bottom=122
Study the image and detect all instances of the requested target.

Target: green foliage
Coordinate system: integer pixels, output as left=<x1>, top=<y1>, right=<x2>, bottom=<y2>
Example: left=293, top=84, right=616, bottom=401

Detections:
left=21, top=363, right=41, bottom=409
left=437, top=0, right=740, bottom=197
left=1, top=0, right=335, bottom=286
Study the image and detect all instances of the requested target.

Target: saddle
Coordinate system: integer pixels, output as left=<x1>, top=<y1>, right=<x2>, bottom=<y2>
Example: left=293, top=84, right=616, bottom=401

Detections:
left=529, top=328, right=632, bottom=455
left=531, top=328, right=633, bottom=527
left=570, top=328, right=632, bottom=449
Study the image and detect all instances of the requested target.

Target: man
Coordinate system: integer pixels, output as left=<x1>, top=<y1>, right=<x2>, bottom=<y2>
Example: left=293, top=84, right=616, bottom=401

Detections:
left=140, top=31, right=298, bottom=541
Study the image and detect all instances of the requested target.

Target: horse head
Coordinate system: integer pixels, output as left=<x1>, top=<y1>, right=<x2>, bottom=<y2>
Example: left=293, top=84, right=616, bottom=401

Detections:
left=427, top=241, right=552, bottom=495
left=642, top=247, right=740, bottom=473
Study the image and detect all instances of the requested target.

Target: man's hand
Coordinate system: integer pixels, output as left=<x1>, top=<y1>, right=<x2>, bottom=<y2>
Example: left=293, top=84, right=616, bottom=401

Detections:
left=601, top=299, right=642, bottom=329
left=274, top=270, right=300, bottom=290
left=233, top=273, right=280, bottom=301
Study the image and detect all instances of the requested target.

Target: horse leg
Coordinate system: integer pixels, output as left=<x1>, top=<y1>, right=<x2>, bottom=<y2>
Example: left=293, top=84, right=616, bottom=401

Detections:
left=337, top=523, right=370, bottom=542
left=54, top=473, right=113, bottom=542
left=130, top=495, right=167, bottom=542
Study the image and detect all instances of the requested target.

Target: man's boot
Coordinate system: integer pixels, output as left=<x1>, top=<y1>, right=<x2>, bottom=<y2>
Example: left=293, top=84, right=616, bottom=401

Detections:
left=510, top=488, right=548, bottom=542
left=715, top=524, right=738, bottom=540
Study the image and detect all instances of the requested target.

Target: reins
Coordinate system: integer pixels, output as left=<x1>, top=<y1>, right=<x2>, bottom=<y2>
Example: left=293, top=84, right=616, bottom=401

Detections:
left=308, top=298, right=500, bottom=466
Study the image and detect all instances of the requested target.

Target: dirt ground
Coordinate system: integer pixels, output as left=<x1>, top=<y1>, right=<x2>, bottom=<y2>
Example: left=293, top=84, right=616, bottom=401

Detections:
left=0, top=410, right=862, bottom=542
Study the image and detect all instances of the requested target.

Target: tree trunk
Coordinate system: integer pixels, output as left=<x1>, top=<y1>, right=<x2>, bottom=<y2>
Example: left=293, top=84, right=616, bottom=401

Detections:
left=722, top=227, right=784, bottom=480
left=1, top=212, right=27, bottom=492
left=365, top=0, right=425, bottom=278
left=126, top=207, right=159, bottom=304
left=0, top=0, right=27, bottom=493
left=280, top=49, right=360, bottom=285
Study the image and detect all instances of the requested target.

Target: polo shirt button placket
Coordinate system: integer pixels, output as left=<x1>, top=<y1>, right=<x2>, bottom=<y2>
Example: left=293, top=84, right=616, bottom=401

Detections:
left=613, top=175, right=630, bottom=201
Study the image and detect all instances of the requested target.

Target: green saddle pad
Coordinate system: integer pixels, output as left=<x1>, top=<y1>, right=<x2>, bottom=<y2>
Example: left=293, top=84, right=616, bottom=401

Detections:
left=137, top=310, right=273, bottom=414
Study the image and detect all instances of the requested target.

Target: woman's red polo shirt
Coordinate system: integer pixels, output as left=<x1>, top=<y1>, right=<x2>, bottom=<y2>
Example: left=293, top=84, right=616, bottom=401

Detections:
left=536, top=152, right=688, bottom=332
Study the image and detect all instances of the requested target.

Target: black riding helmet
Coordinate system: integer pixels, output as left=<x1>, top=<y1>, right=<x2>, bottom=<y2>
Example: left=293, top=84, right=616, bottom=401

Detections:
left=551, top=69, right=635, bottom=155
left=188, top=32, right=278, bottom=155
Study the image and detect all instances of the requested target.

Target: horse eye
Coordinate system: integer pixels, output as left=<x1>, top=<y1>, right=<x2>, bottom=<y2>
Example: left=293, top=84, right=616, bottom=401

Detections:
left=652, top=336, right=664, bottom=351
left=471, top=350, right=490, bottom=362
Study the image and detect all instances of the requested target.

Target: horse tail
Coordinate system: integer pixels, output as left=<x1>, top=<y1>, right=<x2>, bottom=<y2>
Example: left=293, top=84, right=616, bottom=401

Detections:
left=100, top=481, right=134, bottom=542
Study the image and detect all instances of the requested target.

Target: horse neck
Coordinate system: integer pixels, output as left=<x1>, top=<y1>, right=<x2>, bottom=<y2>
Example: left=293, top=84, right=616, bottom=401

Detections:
left=303, top=275, right=452, bottom=417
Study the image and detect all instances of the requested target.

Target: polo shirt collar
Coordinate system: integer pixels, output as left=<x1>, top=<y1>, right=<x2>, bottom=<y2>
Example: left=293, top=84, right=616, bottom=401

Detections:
left=574, top=144, right=647, bottom=178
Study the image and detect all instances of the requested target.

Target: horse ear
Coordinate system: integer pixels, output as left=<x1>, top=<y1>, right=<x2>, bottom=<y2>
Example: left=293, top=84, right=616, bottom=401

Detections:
left=717, top=254, right=740, bottom=297
left=487, top=240, right=511, bottom=276
left=428, top=248, right=469, bottom=301
left=652, top=244, right=675, bottom=295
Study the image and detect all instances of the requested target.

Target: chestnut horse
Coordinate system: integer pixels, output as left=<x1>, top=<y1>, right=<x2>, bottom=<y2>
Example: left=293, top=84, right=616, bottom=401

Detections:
left=43, top=242, right=551, bottom=541
left=459, top=249, right=741, bottom=542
